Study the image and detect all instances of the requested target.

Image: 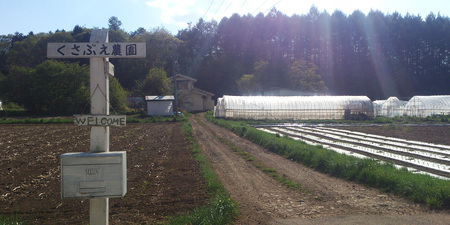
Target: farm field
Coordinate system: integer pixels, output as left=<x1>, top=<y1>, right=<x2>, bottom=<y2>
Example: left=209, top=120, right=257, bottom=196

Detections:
left=338, top=125, right=450, bottom=146
left=0, top=123, right=208, bottom=224
left=1, top=120, right=449, bottom=224
left=258, top=125, right=450, bottom=179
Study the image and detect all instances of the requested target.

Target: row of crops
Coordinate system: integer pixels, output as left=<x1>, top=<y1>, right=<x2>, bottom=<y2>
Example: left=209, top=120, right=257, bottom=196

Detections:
left=257, top=126, right=450, bottom=180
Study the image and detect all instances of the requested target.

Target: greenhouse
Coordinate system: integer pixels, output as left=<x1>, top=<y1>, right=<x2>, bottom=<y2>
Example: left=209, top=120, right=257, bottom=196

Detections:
left=372, top=100, right=386, bottom=117
left=379, top=97, right=408, bottom=117
left=404, top=95, right=450, bottom=117
left=214, top=95, right=374, bottom=120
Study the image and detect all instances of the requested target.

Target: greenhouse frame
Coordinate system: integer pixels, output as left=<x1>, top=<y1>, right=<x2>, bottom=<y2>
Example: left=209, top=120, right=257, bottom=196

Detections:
left=214, top=95, right=374, bottom=120
left=379, top=97, right=408, bottom=117
left=404, top=95, right=450, bottom=117
left=372, top=100, right=386, bottom=117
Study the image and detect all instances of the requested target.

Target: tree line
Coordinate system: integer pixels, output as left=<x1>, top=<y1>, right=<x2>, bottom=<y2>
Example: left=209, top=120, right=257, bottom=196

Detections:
left=0, top=8, right=448, bottom=114
left=177, top=7, right=449, bottom=99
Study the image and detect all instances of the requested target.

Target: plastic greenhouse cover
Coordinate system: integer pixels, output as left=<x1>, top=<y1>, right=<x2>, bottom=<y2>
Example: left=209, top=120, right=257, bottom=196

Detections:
left=405, top=95, right=450, bottom=110
left=383, top=97, right=407, bottom=107
left=221, top=95, right=373, bottom=111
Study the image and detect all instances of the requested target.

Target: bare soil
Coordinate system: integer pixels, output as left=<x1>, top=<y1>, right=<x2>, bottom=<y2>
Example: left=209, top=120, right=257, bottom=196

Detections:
left=0, top=123, right=209, bottom=224
left=189, top=114, right=450, bottom=224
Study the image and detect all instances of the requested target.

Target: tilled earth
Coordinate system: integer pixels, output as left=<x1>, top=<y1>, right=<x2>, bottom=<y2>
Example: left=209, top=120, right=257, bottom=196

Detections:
left=0, top=123, right=208, bottom=224
left=189, top=114, right=450, bottom=224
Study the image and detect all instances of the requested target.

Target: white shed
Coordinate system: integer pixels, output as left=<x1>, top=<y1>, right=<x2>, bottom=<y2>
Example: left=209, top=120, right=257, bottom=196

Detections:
left=145, top=96, right=174, bottom=116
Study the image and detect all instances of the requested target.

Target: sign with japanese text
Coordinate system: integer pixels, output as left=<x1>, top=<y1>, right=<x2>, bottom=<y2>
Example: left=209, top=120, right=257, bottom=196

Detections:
left=47, top=42, right=146, bottom=58
left=74, top=115, right=126, bottom=127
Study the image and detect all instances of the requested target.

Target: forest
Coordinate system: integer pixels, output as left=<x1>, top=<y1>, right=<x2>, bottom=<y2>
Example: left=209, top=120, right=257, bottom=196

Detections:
left=0, top=7, right=448, bottom=114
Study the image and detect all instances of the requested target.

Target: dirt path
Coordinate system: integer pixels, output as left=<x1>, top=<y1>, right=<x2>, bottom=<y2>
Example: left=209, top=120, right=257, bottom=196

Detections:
left=189, top=114, right=450, bottom=224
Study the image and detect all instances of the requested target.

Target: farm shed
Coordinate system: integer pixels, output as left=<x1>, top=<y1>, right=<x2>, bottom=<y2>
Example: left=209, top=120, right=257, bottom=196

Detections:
left=169, top=74, right=215, bottom=112
left=404, top=95, right=450, bottom=117
left=214, top=95, right=374, bottom=120
left=379, top=97, right=408, bottom=117
left=145, top=96, right=174, bottom=116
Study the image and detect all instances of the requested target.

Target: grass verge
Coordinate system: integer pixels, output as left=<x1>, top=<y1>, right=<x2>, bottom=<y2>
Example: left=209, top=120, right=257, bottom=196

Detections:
left=0, top=214, right=25, bottom=225
left=205, top=112, right=450, bottom=209
left=0, top=117, right=72, bottom=124
left=166, top=118, right=238, bottom=224
left=237, top=114, right=450, bottom=125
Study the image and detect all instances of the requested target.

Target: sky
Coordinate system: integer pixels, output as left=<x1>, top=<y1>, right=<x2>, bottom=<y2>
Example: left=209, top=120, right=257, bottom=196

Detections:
left=1, top=0, right=449, bottom=36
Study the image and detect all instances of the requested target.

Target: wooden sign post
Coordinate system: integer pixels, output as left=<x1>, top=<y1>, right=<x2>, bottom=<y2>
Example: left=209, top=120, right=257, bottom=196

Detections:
left=89, top=29, right=111, bottom=225
left=48, top=29, right=145, bottom=225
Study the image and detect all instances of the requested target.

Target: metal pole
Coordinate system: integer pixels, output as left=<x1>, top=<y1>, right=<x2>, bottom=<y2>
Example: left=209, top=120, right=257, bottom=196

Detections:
left=173, top=53, right=178, bottom=118
left=89, top=29, right=109, bottom=225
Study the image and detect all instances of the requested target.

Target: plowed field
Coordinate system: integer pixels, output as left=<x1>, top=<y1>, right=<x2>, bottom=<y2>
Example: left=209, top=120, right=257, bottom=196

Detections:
left=0, top=123, right=208, bottom=224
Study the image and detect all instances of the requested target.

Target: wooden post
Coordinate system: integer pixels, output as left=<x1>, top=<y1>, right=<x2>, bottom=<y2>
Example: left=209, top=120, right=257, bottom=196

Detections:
left=48, top=29, right=145, bottom=225
left=89, top=29, right=109, bottom=225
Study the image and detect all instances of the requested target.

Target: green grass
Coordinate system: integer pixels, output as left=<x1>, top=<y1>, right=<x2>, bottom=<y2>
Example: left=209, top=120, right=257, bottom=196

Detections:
left=1, top=109, right=448, bottom=125
left=167, top=118, right=238, bottom=224
left=226, top=114, right=450, bottom=126
left=168, top=194, right=237, bottom=225
left=0, top=117, right=72, bottom=124
left=0, top=214, right=26, bottom=225
left=205, top=112, right=450, bottom=209
left=126, top=116, right=185, bottom=123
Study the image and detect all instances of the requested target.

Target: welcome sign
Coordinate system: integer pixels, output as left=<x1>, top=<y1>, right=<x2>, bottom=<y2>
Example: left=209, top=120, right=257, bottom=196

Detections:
left=74, top=115, right=126, bottom=127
